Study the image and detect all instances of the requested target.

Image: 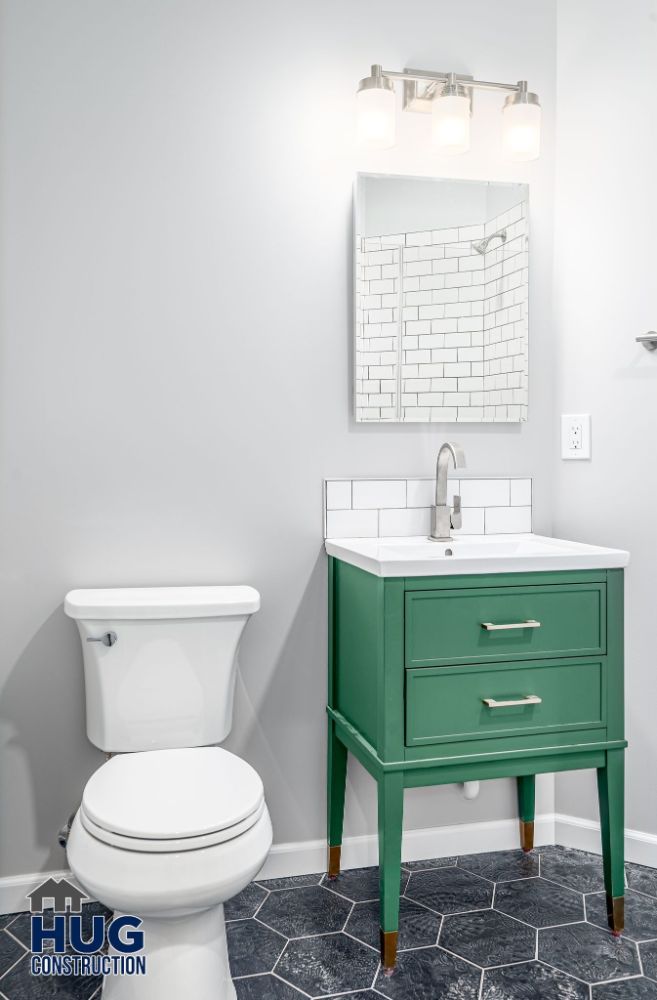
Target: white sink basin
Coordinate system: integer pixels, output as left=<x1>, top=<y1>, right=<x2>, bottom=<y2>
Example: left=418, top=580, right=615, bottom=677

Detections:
left=325, top=533, right=629, bottom=577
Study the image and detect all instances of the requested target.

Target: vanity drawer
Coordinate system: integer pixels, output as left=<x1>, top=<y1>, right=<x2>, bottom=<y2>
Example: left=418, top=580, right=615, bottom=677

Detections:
left=405, top=659, right=605, bottom=746
left=405, top=583, right=606, bottom=667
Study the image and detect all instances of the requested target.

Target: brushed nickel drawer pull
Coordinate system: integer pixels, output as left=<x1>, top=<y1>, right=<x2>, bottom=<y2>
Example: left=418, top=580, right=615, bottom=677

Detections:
left=481, top=619, right=541, bottom=631
left=483, top=695, right=542, bottom=708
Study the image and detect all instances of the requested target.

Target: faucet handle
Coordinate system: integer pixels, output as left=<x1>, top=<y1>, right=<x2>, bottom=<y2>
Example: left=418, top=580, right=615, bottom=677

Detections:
left=450, top=494, right=462, bottom=530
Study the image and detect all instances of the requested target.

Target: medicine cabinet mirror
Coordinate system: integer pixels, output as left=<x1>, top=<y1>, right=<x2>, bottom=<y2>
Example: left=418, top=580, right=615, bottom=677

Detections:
left=354, top=174, right=529, bottom=423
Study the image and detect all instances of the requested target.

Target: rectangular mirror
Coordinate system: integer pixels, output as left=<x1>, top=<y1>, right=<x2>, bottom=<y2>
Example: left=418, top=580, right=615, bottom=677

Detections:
left=354, top=174, right=529, bottom=423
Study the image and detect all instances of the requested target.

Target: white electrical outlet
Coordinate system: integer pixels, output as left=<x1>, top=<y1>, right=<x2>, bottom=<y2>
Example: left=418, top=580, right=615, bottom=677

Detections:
left=561, top=414, right=591, bottom=460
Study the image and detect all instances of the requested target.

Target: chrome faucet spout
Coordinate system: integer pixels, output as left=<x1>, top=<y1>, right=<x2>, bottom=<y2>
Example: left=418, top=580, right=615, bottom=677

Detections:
left=431, top=442, right=466, bottom=542
left=435, top=442, right=466, bottom=507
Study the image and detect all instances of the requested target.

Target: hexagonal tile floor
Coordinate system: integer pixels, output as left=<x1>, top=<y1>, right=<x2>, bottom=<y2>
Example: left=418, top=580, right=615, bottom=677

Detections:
left=1, top=845, right=657, bottom=998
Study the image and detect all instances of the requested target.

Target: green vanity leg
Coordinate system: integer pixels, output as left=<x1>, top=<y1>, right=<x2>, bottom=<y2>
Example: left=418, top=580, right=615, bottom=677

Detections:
left=378, top=772, right=404, bottom=972
left=327, top=720, right=348, bottom=878
left=517, top=775, right=536, bottom=852
left=597, top=748, right=625, bottom=935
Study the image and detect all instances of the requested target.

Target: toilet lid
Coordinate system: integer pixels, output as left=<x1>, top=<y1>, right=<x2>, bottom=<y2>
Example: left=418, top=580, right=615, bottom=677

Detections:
left=79, top=797, right=267, bottom=852
left=81, top=747, right=264, bottom=842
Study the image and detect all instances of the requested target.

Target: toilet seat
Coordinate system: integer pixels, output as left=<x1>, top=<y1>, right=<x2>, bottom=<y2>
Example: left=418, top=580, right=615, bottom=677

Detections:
left=80, top=746, right=264, bottom=853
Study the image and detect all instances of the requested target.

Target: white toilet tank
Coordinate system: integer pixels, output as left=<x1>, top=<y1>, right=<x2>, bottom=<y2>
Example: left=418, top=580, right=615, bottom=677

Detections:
left=64, top=586, right=260, bottom=753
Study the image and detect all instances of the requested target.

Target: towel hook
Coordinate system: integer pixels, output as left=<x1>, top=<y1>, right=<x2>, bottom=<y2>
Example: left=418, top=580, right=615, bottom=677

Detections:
left=636, top=332, right=657, bottom=352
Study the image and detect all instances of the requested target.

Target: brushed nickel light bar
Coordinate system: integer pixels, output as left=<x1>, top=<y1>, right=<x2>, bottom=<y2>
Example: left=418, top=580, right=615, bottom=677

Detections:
left=356, top=64, right=541, bottom=160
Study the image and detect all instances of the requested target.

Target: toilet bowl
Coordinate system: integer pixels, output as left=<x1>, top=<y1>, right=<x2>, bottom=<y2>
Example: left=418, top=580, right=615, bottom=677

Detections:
left=64, top=582, right=269, bottom=1000
left=68, top=746, right=272, bottom=1000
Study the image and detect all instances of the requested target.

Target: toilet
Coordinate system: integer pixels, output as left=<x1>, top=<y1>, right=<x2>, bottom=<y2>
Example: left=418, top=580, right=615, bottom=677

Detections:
left=64, top=586, right=271, bottom=1000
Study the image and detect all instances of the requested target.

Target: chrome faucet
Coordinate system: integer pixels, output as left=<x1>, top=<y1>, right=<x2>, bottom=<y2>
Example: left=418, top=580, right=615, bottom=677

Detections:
left=430, top=442, right=466, bottom=541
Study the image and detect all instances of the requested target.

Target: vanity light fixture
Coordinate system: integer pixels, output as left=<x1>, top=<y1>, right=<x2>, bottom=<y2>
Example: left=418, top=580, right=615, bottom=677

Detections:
left=502, top=82, right=541, bottom=161
left=355, top=64, right=541, bottom=160
left=431, top=73, right=471, bottom=154
left=355, top=64, right=396, bottom=149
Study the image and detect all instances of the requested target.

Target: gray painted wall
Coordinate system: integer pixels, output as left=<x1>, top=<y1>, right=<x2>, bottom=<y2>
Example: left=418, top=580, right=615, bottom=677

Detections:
left=0, top=0, right=556, bottom=879
left=553, top=0, right=657, bottom=834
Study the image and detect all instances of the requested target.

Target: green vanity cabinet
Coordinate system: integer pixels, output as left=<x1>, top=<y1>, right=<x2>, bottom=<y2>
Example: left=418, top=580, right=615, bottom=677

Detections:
left=326, top=558, right=626, bottom=970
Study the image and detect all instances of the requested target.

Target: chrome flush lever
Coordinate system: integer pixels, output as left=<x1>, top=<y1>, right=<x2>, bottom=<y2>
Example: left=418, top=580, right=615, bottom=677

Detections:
left=86, top=631, right=117, bottom=647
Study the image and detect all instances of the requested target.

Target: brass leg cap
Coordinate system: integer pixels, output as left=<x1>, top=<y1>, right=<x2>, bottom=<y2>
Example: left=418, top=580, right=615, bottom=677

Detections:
left=380, top=930, right=398, bottom=972
left=520, top=820, right=535, bottom=853
left=607, top=895, right=624, bottom=934
left=327, top=845, right=341, bottom=879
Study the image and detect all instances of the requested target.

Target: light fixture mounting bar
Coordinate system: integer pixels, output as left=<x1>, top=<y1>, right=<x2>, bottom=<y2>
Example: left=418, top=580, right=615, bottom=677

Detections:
left=379, top=67, right=526, bottom=115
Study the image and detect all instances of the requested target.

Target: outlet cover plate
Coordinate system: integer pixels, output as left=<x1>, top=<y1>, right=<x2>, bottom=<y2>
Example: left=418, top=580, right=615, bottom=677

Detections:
left=561, top=413, right=591, bottom=460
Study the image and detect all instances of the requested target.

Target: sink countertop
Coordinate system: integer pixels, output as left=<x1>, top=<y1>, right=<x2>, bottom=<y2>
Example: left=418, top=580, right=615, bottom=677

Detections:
left=325, top=533, right=630, bottom=578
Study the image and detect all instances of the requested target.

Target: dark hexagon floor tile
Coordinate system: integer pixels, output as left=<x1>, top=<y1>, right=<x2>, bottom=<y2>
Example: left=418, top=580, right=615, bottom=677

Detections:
left=441, top=909, right=536, bottom=968
left=346, top=896, right=441, bottom=951
left=257, top=873, right=323, bottom=891
left=626, top=865, right=657, bottom=900
left=276, top=932, right=379, bottom=996
left=225, top=882, right=268, bottom=920
left=482, top=960, right=589, bottom=999
left=234, top=973, right=308, bottom=999
left=321, top=866, right=408, bottom=902
left=257, top=885, right=351, bottom=938
left=226, top=918, right=287, bottom=977
left=593, top=979, right=657, bottom=999
left=325, top=994, right=381, bottom=999
left=373, top=945, right=481, bottom=1000
left=540, top=846, right=606, bottom=893
left=458, top=849, right=539, bottom=882
left=0, top=953, right=100, bottom=999
left=0, top=928, right=27, bottom=975
left=0, top=913, right=19, bottom=931
left=587, top=891, right=657, bottom=943
left=406, top=865, right=493, bottom=914
left=640, top=940, right=657, bottom=981
left=402, top=857, right=457, bottom=872
left=539, top=922, right=640, bottom=983
left=495, top=877, right=584, bottom=928
left=540, top=845, right=600, bottom=861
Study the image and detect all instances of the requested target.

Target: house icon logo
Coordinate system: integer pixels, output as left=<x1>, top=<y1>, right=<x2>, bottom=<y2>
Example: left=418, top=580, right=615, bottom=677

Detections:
left=27, top=877, right=147, bottom=980
left=28, top=877, right=87, bottom=914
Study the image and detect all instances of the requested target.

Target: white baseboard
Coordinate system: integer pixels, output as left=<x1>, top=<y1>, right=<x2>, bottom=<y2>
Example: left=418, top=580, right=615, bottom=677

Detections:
left=554, top=812, right=657, bottom=868
left=0, top=869, right=87, bottom=918
left=3, top=813, right=656, bottom=916
left=257, top=813, right=556, bottom=881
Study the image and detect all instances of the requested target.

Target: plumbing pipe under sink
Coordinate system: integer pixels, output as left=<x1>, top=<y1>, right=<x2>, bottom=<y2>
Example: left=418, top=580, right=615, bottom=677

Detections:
left=461, top=781, right=480, bottom=800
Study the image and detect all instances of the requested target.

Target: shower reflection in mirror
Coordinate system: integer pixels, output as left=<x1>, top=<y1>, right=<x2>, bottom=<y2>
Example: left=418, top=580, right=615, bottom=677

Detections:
left=354, top=174, right=529, bottom=424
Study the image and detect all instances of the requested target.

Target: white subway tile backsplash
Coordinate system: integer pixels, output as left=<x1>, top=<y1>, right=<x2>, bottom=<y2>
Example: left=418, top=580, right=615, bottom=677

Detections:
left=325, top=477, right=532, bottom=539
left=352, top=479, right=406, bottom=510
left=510, top=478, right=532, bottom=507
left=379, top=507, right=431, bottom=537
left=406, top=478, right=435, bottom=508
left=454, top=507, right=485, bottom=535
left=485, top=505, right=532, bottom=534
left=326, top=480, right=351, bottom=510
left=459, top=478, right=510, bottom=508
left=326, top=509, right=378, bottom=538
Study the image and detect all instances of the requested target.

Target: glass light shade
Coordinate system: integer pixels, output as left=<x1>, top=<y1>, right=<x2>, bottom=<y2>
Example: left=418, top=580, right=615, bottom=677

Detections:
left=431, top=93, right=471, bottom=154
left=502, top=101, right=541, bottom=161
left=356, top=86, right=396, bottom=149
